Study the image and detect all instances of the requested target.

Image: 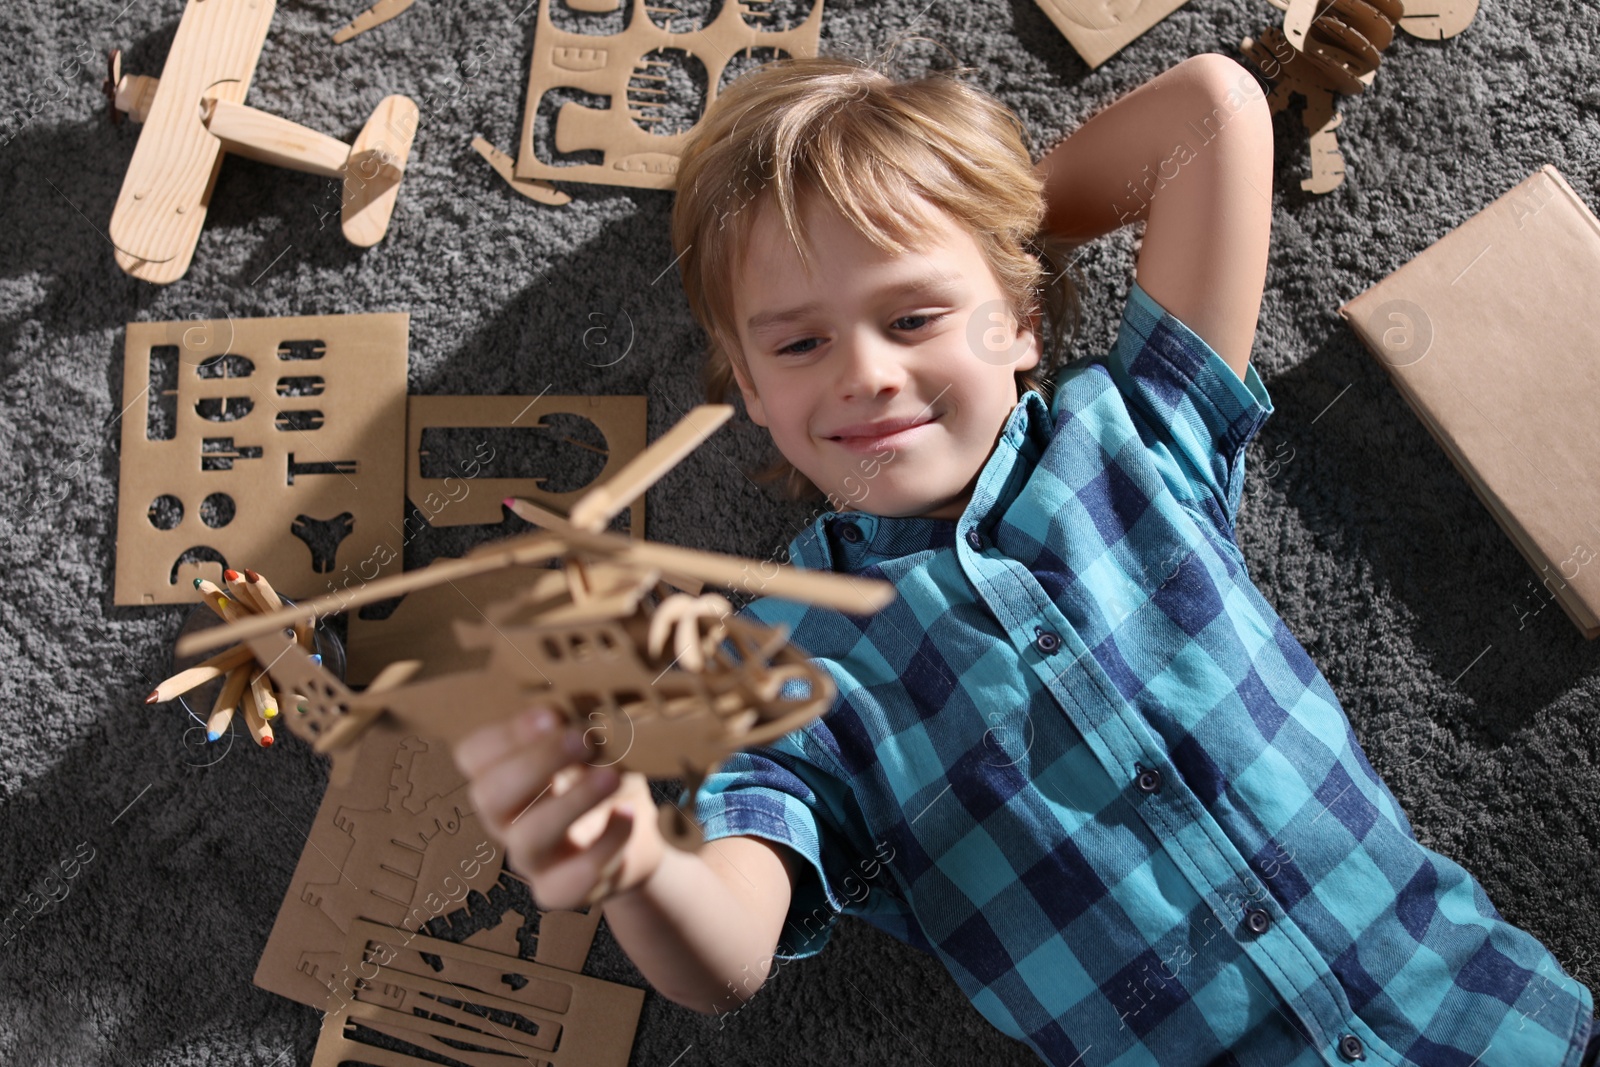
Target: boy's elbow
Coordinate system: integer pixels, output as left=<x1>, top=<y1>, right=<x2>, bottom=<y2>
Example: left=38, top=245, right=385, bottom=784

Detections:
left=1177, top=52, right=1258, bottom=100
left=663, top=967, right=773, bottom=1017
left=1178, top=53, right=1274, bottom=145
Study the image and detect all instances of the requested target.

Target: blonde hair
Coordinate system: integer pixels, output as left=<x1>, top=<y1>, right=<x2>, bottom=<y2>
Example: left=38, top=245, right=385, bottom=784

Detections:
left=670, top=48, right=1081, bottom=503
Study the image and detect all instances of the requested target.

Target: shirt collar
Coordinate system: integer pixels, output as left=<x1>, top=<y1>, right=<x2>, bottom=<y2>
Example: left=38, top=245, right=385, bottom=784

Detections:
left=788, top=390, right=1054, bottom=575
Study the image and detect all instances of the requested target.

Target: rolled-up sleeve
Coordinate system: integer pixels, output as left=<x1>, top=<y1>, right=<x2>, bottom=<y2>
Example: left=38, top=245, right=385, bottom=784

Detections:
left=680, top=722, right=868, bottom=960
left=1100, top=279, right=1275, bottom=537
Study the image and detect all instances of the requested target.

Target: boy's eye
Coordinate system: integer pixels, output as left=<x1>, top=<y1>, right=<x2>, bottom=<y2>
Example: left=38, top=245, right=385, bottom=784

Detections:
left=775, top=313, right=943, bottom=356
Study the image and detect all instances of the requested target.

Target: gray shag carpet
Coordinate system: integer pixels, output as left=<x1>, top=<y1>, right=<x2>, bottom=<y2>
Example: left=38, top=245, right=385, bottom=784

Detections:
left=3, top=1, right=1599, bottom=1064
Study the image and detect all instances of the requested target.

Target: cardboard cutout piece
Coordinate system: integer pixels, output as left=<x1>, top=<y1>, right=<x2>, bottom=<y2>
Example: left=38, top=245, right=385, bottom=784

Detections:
left=405, top=395, right=647, bottom=530
left=472, top=135, right=571, bottom=205
left=1396, top=0, right=1480, bottom=40
left=1033, top=0, right=1191, bottom=71
left=511, top=0, right=825, bottom=192
left=1241, top=0, right=1475, bottom=193
left=344, top=566, right=558, bottom=686
left=254, top=717, right=606, bottom=1007
left=1267, top=0, right=1478, bottom=40
left=312, top=918, right=643, bottom=1067
left=115, top=313, right=408, bottom=605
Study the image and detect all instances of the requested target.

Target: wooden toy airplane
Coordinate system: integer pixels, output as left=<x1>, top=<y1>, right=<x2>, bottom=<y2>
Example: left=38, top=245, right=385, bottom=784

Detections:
left=175, top=404, right=896, bottom=851
left=104, top=0, right=419, bottom=284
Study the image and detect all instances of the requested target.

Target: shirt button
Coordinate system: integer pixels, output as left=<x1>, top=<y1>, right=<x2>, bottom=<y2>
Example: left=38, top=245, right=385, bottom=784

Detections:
left=838, top=522, right=863, bottom=544
left=1245, top=908, right=1272, bottom=934
left=1337, top=1034, right=1365, bottom=1061
left=966, top=529, right=983, bottom=551
left=1034, top=630, right=1061, bottom=654
left=1135, top=766, right=1162, bottom=794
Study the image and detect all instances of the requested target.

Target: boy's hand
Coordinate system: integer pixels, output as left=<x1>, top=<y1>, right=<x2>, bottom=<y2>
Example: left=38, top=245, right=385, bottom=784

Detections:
left=454, top=705, right=666, bottom=911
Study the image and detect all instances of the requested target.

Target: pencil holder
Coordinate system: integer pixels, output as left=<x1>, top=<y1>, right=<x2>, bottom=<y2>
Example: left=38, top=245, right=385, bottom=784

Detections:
left=171, top=597, right=345, bottom=760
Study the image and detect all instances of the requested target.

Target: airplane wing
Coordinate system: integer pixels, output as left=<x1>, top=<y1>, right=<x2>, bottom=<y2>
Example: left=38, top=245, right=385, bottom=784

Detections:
left=109, top=0, right=277, bottom=283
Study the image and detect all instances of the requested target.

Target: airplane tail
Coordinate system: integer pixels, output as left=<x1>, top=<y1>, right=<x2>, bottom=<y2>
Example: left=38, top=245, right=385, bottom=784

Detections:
left=342, top=94, right=419, bottom=246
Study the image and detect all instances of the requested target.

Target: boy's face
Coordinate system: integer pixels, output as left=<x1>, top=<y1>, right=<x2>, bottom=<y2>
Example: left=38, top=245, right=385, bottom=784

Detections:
left=729, top=193, right=1040, bottom=520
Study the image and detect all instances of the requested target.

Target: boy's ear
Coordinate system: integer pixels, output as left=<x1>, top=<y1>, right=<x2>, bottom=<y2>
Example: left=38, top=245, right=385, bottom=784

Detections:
left=730, top=359, right=769, bottom=428
left=1014, top=309, right=1042, bottom=373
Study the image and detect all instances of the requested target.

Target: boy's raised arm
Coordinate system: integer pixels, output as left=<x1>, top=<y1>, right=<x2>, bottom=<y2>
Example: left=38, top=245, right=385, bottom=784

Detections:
left=1032, top=53, right=1275, bottom=381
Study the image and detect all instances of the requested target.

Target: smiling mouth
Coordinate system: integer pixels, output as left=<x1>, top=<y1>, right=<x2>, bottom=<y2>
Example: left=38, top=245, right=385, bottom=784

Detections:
left=825, top=413, right=940, bottom=447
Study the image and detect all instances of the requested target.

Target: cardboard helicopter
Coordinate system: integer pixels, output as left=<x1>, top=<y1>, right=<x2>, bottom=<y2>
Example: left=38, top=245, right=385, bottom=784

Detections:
left=104, top=0, right=418, bottom=283
left=176, top=404, right=896, bottom=850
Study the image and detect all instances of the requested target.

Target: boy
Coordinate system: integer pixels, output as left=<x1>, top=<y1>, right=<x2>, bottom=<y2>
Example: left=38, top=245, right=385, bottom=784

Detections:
left=453, top=52, right=1596, bottom=1066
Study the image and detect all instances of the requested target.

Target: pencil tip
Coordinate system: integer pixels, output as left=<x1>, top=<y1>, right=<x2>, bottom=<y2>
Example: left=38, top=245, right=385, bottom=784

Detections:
left=192, top=578, right=204, bottom=589
left=244, top=568, right=261, bottom=583
left=144, top=690, right=159, bottom=704
left=503, top=497, right=515, bottom=508
left=311, top=653, right=323, bottom=665
left=224, top=569, right=241, bottom=581
left=261, top=735, right=274, bottom=747
left=207, top=731, right=220, bottom=742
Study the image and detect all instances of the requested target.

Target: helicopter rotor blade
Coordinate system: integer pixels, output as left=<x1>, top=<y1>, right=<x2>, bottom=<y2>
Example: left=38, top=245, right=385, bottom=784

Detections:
left=561, top=526, right=894, bottom=614
left=503, top=495, right=575, bottom=532
left=567, top=404, right=733, bottom=533
left=176, top=402, right=885, bottom=658
left=505, top=495, right=710, bottom=593
left=173, top=533, right=568, bottom=658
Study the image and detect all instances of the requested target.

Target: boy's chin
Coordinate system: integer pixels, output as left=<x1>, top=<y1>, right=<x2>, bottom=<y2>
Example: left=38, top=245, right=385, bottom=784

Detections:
left=828, top=483, right=969, bottom=521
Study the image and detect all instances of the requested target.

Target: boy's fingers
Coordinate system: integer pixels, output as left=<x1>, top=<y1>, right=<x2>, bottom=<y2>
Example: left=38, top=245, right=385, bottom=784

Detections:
left=578, top=807, right=637, bottom=907
left=454, top=706, right=562, bottom=782
left=453, top=719, right=515, bottom=779
left=468, top=725, right=590, bottom=829
left=533, top=804, right=636, bottom=911
left=508, top=764, right=623, bottom=870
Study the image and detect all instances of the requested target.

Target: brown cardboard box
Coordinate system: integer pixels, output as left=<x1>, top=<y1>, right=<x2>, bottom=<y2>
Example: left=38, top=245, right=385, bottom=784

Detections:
left=1339, top=165, right=1600, bottom=639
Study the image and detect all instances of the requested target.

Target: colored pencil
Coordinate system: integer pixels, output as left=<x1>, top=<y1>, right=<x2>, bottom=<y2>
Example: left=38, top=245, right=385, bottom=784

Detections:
left=240, top=685, right=274, bottom=747
left=248, top=669, right=279, bottom=720
left=211, top=591, right=248, bottom=623
left=222, top=569, right=262, bottom=614
left=235, top=568, right=284, bottom=615
left=146, top=643, right=255, bottom=703
left=242, top=568, right=284, bottom=610
left=207, top=665, right=251, bottom=741
left=193, top=578, right=230, bottom=620
left=245, top=567, right=311, bottom=648
left=205, top=702, right=235, bottom=741
left=172, top=567, right=311, bottom=748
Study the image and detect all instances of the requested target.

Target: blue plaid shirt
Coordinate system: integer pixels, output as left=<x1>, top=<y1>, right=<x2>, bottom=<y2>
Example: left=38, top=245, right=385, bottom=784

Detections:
left=685, top=281, right=1594, bottom=1066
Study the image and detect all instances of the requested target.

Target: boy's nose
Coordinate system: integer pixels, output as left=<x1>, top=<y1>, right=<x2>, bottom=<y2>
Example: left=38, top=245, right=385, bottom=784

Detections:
left=834, top=331, right=906, bottom=401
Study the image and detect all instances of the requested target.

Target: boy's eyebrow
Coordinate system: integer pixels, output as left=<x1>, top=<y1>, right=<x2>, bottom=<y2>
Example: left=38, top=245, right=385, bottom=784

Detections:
left=746, top=275, right=962, bottom=335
